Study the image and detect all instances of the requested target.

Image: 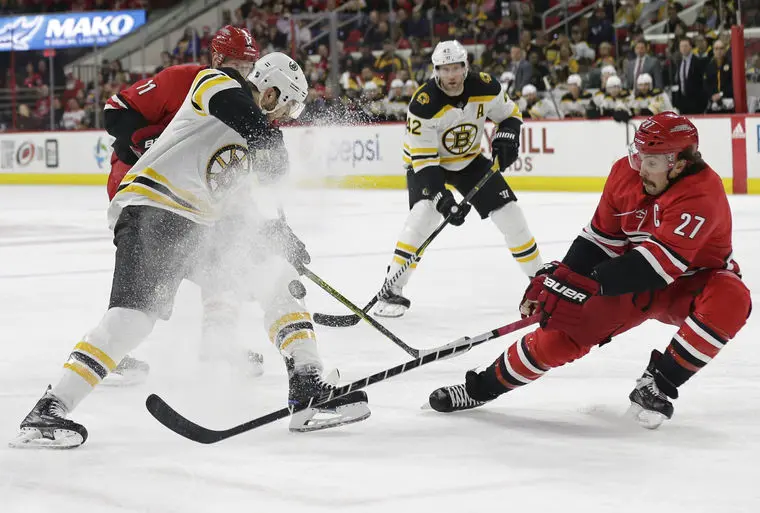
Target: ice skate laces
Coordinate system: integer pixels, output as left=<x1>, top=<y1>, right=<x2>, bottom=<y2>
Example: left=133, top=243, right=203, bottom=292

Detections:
left=448, top=384, right=482, bottom=408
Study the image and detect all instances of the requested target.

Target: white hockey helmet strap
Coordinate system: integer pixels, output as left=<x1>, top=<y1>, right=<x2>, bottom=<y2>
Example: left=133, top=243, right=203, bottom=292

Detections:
left=432, top=40, right=469, bottom=81
left=247, top=52, right=308, bottom=119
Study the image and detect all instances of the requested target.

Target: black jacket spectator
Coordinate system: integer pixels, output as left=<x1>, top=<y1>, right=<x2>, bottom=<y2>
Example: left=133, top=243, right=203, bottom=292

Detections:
left=588, top=7, right=615, bottom=47
left=672, top=39, right=707, bottom=114
left=704, top=42, right=734, bottom=113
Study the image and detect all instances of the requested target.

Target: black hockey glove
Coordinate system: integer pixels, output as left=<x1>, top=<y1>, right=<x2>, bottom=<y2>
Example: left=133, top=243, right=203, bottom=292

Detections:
left=260, top=218, right=311, bottom=273
left=611, top=109, right=632, bottom=123
left=491, top=118, right=521, bottom=171
left=434, top=189, right=471, bottom=226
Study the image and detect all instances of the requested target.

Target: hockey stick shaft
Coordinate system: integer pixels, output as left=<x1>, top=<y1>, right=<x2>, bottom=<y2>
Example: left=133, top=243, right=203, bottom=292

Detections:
left=313, top=157, right=501, bottom=327
left=301, top=267, right=421, bottom=357
left=145, top=313, right=539, bottom=444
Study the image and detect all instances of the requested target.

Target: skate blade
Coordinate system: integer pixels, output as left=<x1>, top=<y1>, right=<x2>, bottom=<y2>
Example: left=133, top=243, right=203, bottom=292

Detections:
left=100, top=369, right=148, bottom=387
left=626, top=402, right=667, bottom=430
left=8, top=427, right=84, bottom=449
left=289, top=402, right=371, bottom=432
left=373, top=302, right=407, bottom=318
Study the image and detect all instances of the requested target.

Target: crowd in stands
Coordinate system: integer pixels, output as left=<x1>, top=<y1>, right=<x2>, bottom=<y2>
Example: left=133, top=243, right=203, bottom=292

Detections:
left=1, top=0, right=758, bottom=130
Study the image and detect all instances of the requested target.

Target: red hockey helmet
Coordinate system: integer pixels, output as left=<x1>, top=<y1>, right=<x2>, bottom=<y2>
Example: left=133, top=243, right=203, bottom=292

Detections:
left=210, top=25, right=259, bottom=63
left=628, top=112, right=699, bottom=171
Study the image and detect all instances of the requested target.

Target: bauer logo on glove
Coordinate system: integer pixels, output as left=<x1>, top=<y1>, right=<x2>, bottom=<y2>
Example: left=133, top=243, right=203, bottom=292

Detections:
left=543, top=276, right=591, bottom=304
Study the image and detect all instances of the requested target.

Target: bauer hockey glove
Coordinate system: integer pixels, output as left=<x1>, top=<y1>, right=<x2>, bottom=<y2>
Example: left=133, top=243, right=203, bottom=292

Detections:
left=434, top=189, right=471, bottom=226
left=491, top=119, right=521, bottom=170
left=130, top=124, right=164, bottom=158
left=537, top=263, right=599, bottom=331
left=519, top=261, right=559, bottom=318
left=260, top=219, right=311, bottom=273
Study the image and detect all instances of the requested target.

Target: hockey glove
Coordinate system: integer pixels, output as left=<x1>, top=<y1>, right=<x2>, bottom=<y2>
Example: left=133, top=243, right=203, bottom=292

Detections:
left=260, top=219, right=311, bottom=273
left=491, top=119, right=521, bottom=171
left=130, top=124, right=164, bottom=158
left=434, top=189, right=471, bottom=226
left=537, top=264, right=599, bottom=331
left=611, top=109, right=632, bottom=123
left=519, top=261, right=559, bottom=318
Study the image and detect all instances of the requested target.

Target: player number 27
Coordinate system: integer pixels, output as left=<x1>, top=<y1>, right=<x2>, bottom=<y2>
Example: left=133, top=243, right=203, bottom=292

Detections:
left=674, top=213, right=705, bottom=239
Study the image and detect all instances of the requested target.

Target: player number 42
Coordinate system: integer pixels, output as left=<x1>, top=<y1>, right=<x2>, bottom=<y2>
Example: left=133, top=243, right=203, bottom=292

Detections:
left=674, top=213, right=706, bottom=239
left=406, top=118, right=421, bottom=135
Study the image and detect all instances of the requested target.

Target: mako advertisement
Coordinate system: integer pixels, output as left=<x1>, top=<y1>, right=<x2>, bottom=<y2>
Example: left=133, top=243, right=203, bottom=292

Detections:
left=0, top=10, right=146, bottom=51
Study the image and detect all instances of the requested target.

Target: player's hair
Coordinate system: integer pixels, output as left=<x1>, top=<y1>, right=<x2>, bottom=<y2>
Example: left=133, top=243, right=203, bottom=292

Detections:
left=677, top=146, right=707, bottom=176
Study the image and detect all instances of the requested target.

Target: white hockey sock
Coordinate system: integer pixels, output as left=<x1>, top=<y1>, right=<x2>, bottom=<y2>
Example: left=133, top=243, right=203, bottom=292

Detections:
left=385, top=200, right=442, bottom=290
left=52, top=307, right=155, bottom=411
left=200, top=289, right=243, bottom=361
left=490, top=202, right=543, bottom=277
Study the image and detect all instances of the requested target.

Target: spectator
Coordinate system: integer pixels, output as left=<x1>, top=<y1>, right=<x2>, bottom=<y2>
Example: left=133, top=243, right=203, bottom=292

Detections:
left=703, top=1, right=719, bottom=30
left=409, top=52, right=430, bottom=83
left=672, top=37, right=707, bottom=114
left=594, top=41, right=616, bottom=68
left=520, top=3, right=542, bottom=33
left=17, top=104, right=41, bottom=131
left=693, top=34, right=712, bottom=60
left=544, top=33, right=569, bottom=64
left=0, top=0, right=13, bottom=14
left=173, top=27, right=201, bottom=62
left=154, top=52, right=172, bottom=74
left=200, top=26, right=213, bottom=51
left=693, top=17, right=718, bottom=47
left=614, top=0, right=643, bottom=28
left=357, top=46, right=376, bottom=71
left=625, top=40, right=663, bottom=90
left=51, top=97, right=64, bottom=129
left=570, top=24, right=595, bottom=63
left=526, top=49, right=550, bottom=91
left=62, top=98, right=86, bottom=130
left=404, top=9, right=430, bottom=40
left=34, top=85, right=51, bottom=121
left=365, top=11, right=385, bottom=48
left=23, top=63, right=43, bottom=89
left=510, top=46, right=532, bottom=91
left=360, top=66, right=386, bottom=91
left=37, top=59, right=49, bottom=85
left=493, top=17, right=519, bottom=53
left=519, top=30, right=533, bottom=55
left=588, top=5, right=615, bottom=47
left=62, top=71, right=85, bottom=103
left=664, top=3, right=688, bottom=35
left=373, top=39, right=411, bottom=79
left=553, top=43, right=579, bottom=84
left=704, top=40, right=734, bottom=113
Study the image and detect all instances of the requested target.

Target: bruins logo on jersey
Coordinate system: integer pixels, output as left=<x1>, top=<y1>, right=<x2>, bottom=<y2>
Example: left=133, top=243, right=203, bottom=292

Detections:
left=206, top=144, right=249, bottom=196
left=480, top=72, right=492, bottom=84
left=417, top=92, right=430, bottom=105
left=443, top=123, right=478, bottom=155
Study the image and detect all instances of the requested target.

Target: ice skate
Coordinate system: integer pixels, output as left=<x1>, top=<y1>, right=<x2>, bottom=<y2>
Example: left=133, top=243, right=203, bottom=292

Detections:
left=627, top=351, right=675, bottom=429
left=287, top=360, right=370, bottom=432
left=101, top=354, right=150, bottom=387
left=9, top=387, right=87, bottom=449
left=428, top=370, right=497, bottom=413
left=374, top=284, right=411, bottom=318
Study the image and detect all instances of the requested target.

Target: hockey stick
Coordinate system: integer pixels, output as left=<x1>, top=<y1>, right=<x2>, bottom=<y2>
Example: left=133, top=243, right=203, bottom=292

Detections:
left=301, top=266, right=423, bottom=357
left=145, top=313, right=539, bottom=444
left=313, top=157, right=501, bottom=328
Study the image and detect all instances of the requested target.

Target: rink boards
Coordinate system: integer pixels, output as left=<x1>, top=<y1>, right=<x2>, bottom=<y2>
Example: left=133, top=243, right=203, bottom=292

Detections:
left=1, top=114, right=758, bottom=194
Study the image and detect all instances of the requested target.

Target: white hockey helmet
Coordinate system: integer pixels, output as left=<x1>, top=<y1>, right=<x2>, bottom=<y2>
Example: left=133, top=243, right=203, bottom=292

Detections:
left=247, top=52, right=308, bottom=119
left=390, top=78, right=405, bottom=89
left=636, top=73, right=653, bottom=86
left=601, top=64, right=617, bottom=77
left=500, top=71, right=515, bottom=85
left=567, top=74, right=582, bottom=87
left=521, top=84, right=537, bottom=96
left=431, top=40, right=469, bottom=80
left=605, top=75, right=622, bottom=91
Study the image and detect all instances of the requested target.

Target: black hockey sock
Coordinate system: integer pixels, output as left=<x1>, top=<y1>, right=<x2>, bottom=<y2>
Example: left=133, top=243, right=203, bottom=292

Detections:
left=467, top=356, right=515, bottom=400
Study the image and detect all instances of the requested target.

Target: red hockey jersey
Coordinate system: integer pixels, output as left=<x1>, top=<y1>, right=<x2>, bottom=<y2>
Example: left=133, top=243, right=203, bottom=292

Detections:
left=105, top=64, right=207, bottom=129
left=580, top=157, right=738, bottom=285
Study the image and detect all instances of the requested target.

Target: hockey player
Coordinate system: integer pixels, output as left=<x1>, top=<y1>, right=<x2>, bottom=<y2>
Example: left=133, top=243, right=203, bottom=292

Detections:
left=591, top=75, right=632, bottom=121
left=629, top=73, right=674, bottom=116
left=10, top=53, right=370, bottom=449
left=428, top=112, right=751, bottom=429
left=102, top=26, right=264, bottom=383
left=559, top=74, right=593, bottom=118
left=517, top=84, right=560, bottom=120
left=374, top=40, right=543, bottom=318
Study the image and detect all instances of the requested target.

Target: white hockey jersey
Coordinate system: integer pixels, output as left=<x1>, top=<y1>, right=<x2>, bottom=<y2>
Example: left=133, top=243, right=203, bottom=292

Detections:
left=402, top=72, right=521, bottom=173
left=108, top=68, right=255, bottom=227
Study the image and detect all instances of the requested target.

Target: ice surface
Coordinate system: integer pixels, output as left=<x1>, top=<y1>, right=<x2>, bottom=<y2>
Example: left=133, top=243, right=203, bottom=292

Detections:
left=1, top=186, right=759, bottom=513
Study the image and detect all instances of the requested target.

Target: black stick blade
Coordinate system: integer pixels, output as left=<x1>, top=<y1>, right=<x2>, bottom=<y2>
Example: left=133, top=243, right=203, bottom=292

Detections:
left=145, top=394, right=224, bottom=444
left=312, top=313, right=361, bottom=327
